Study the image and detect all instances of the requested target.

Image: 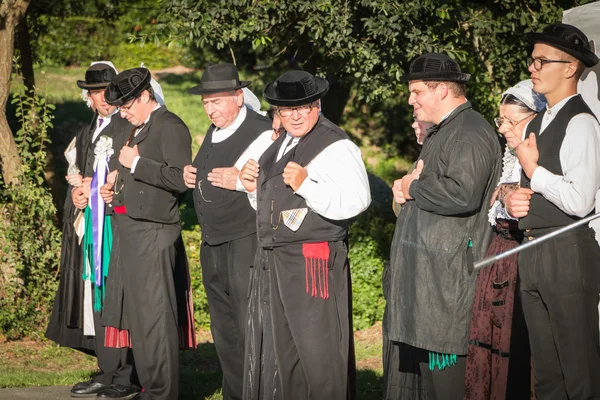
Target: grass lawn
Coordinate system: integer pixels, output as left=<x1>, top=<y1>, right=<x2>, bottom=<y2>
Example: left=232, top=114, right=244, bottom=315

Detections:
left=0, top=324, right=384, bottom=399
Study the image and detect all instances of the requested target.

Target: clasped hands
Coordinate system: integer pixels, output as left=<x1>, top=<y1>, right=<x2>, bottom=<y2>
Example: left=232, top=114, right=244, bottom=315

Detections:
left=392, top=160, right=424, bottom=205
left=68, top=174, right=92, bottom=210
left=183, top=165, right=240, bottom=191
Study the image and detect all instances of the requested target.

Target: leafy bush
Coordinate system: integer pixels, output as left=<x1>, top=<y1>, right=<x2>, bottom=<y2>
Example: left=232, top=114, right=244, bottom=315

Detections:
left=348, top=202, right=396, bottom=331
left=182, top=227, right=211, bottom=330
left=33, top=15, right=195, bottom=69
left=34, top=16, right=113, bottom=66
left=0, top=74, right=62, bottom=340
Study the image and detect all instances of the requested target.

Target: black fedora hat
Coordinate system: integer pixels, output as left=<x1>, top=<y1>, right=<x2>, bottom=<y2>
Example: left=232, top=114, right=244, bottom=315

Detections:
left=188, top=63, right=250, bottom=95
left=263, top=70, right=329, bottom=107
left=104, top=68, right=152, bottom=107
left=527, top=23, right=599, bottom=68
left=401, top=53, right=470, bottom=83
left=76, top=63, right=117, bottom=90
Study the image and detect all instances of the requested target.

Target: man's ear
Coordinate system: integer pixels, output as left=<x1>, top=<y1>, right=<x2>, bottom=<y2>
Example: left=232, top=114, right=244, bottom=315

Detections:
left=437, top=82, right=449, bottom=101
left=564, top=61, right=579, bottom=80
left=235, top=89, right=244, bottom=107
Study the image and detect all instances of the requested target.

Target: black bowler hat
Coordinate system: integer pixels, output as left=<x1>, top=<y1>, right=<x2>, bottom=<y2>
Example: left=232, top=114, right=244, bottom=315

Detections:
left=527, top=23, right=598, bottom=68
left=104, top=68, right=152, bottom=107
left=263, top=70, right=329, bottom=107
left=188, top=63, right=250, bottom=95
left=76, top=63, right=117, bottom=90
left=401, top=53, right=470, bottom=83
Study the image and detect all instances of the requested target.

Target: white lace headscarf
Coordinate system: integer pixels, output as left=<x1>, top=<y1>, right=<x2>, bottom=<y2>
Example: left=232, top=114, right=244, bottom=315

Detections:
left=242, top=87, right=266, bottom=115
left=487, top=80, right=547, bottom=225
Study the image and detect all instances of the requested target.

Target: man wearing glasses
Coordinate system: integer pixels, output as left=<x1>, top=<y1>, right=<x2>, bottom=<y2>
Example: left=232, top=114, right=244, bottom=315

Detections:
left=504, top=23, right=600, bottom=399
left=183, top=63, right=273, bottom=400
left=99, top=67, right=193, bottom=400
left=239, top=70, right=371, bottom=399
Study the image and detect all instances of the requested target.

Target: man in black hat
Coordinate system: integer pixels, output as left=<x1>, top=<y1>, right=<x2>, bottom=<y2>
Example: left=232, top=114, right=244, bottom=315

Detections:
left=182, top=63, right=273, bottom=400
left=504, top=23, right=600, bottom=399
left=239, top=70, right=371, bottom=399
left=383, top=53, right=501, bottom=399
left=45, top=62, right=140, bottom=400
left=99, top=67, right=193, bottom=400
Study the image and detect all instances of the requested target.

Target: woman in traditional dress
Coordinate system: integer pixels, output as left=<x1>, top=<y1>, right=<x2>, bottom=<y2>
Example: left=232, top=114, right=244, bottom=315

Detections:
left=464, top=80, right=546, bottom=400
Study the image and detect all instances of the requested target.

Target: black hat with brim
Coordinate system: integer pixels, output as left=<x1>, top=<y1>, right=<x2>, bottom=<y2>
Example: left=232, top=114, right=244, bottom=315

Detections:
left=188, top=63, right=251, bottom=95
left=264, top=70, right=329, bottom=107
left=104, top=68, right=152, bottom=107
left=76, top=63, right=117, bottom=90
left=527, top=23, right=599, bottom=68
left=401, top=53, right=470, bottom=83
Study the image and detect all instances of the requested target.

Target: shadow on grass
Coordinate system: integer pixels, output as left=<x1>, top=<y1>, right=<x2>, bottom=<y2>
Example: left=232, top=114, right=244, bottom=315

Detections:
left=357, top=369, right=384, bottom=400
left=178, top=341, right=384, bottom=400
left=180, top=342, right=222, bottom=400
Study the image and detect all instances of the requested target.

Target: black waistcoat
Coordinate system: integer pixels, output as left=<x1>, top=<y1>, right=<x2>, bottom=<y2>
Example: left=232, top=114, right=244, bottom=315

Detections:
left=519, top=95, right=596, bottom=231
left=193, top=109, right=272, bottom=245
left=75, top=114, right=97, bottom=177
left=256, top=116, right=349, bottom=248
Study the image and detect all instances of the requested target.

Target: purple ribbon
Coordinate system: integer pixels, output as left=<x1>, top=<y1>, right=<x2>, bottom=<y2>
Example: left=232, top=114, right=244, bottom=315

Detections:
left=91, top=155, right=108, bottom=287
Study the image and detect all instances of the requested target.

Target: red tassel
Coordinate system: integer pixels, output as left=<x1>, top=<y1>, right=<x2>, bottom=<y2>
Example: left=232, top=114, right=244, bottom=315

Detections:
left=302, top=242, right=330, bottom=299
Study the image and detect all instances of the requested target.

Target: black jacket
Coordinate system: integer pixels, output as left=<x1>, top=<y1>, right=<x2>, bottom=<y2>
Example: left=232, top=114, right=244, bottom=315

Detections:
left=111, top=106, right=191, bottom=224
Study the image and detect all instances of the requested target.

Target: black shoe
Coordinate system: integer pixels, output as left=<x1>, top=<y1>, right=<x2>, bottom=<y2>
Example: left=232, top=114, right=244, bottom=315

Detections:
left=97, top=384, right=140, bottom=400
left=71, top=380, right=110, bottom=398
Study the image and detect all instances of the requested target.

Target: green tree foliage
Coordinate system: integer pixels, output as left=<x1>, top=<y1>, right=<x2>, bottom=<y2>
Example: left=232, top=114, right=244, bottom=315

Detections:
left=0, top=70, right=61, bottom=340
left=147, top=0, right=585, bottom=143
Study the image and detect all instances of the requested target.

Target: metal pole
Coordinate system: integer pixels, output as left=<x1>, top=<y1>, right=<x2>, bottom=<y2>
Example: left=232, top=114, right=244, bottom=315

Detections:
left=474, top=212, right=600, bottom=270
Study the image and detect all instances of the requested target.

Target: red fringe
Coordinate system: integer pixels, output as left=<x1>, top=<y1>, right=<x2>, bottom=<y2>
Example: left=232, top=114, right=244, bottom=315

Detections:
left=302, top=242, right=330, bottom=299
left=105, top=326, right=132, bottom=348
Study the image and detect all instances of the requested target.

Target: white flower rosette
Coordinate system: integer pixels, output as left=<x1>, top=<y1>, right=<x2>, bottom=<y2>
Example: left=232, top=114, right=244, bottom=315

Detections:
left=93, top=135, right=114, bottom=172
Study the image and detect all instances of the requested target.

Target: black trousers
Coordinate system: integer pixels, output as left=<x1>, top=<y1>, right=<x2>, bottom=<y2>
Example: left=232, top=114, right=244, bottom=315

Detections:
left=519, top=227, right=600, bottom=400
left=244, top=242, right=356, bottom=400
left=201, top=234, right=257, bottom=400
left=115, top=215, right=183, bottom=400
left=92, top=310, right=135, bottom=386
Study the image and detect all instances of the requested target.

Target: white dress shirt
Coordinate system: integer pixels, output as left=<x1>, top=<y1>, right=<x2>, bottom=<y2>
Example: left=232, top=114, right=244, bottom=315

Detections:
left=209, top=106, right=273, bottom=192
left=91, top=109, right=119, bottom=143
left=529, top=95, right=600, bottom=218
left=248, top=132, right=372, bottom=221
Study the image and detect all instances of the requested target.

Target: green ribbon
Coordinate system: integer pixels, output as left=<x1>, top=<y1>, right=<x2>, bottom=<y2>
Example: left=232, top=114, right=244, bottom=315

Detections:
left=82, top=206, right=113, bottom=312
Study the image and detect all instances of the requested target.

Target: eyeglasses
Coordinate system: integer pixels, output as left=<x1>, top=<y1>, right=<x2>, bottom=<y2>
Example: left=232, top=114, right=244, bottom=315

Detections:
left=277, top=103, right=315, bottom=118
left=119, top=98, right=139, bottom=112
left=527, top=57, right=572, bottom=71
left=494, top=114, right=535, bottom=129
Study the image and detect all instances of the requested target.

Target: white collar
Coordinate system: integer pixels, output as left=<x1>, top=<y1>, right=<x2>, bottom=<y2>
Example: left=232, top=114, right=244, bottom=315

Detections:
left=545, top=94, right=578, bottom=117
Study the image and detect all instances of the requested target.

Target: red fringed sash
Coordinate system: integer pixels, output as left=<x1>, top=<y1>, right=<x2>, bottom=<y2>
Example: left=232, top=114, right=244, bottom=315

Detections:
left=302, top=242, right=330, bottom=299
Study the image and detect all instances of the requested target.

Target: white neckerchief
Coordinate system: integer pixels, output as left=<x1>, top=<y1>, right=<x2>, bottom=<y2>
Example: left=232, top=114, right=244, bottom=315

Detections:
left=212, top=106, right=247, bottom=143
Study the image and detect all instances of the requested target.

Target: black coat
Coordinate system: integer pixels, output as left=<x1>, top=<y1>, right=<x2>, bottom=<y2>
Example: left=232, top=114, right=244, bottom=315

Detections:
left=110, top=106, right=191, bottom=223
left=45, top=112, right=131, bottom=353
left=385, top=102, right=502, bottom=355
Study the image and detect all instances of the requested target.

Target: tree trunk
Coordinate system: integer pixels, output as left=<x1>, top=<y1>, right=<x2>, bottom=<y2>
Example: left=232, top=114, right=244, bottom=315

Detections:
left=15, top=16, right=35, bottom=95
left=0, top=0, right=32, bottom=185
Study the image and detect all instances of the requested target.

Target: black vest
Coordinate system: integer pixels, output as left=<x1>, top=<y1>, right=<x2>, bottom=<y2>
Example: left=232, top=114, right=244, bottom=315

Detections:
left=256, top=116, right=348, bottom=248
left=519, top=95, right=596, bottom=231
left=193, top=109, right=272, bottom=245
